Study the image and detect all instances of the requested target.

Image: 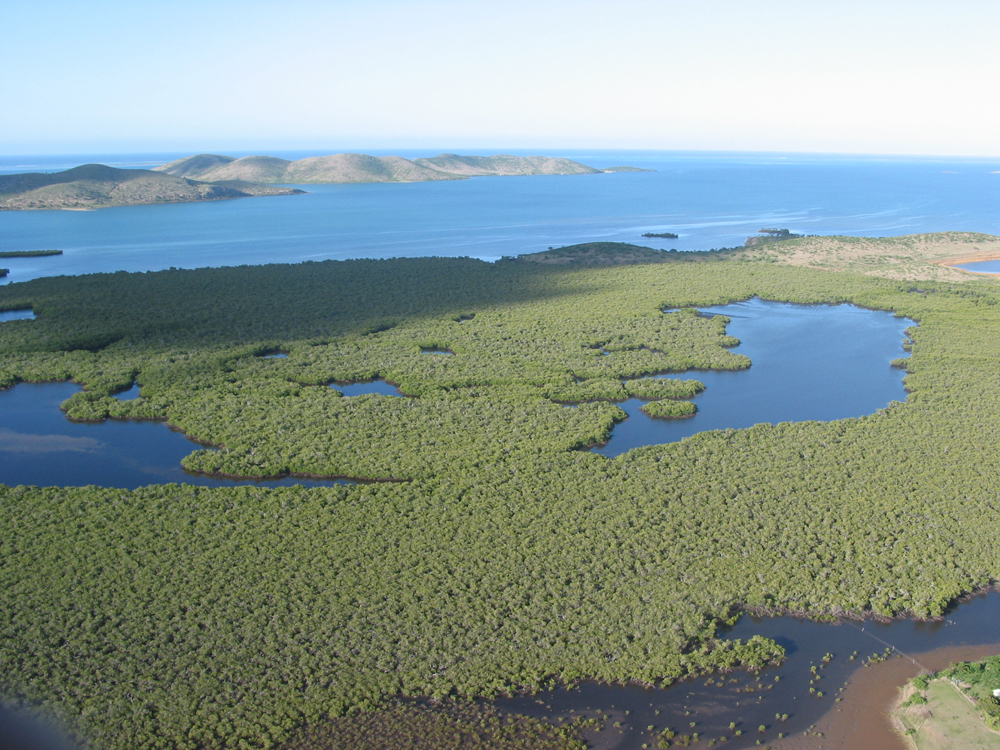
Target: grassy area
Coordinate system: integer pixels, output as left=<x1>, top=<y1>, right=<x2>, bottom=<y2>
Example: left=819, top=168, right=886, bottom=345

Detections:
left=740, top=231, right=1000, bottom=282
left=896, top=679, right=1000, bottom=750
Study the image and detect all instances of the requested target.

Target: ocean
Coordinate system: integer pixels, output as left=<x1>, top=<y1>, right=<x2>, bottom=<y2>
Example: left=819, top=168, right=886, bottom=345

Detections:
left=1, top=149, right=998, bottom=283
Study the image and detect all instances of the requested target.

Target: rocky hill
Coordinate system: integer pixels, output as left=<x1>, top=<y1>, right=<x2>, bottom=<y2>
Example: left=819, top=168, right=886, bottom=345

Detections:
left=0, top=164, right=302, bottom=211
left=155, top=152, right=618, bottom=183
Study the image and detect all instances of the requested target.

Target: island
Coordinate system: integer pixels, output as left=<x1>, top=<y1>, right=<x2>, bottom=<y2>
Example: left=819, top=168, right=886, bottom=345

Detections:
left=642, top=231, right=679, bottom=238
left=744, top=227, right=805, bottom=246
left=0, top=250, right=63, bottom=258
left=0, top=164, right=303, bottom=211
left=603, top=165, right=656, bottom=172
left=154, top=152, right=644, bottom=183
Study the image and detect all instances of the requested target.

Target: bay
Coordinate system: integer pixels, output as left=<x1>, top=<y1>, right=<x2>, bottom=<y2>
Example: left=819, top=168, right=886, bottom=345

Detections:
left=1, top=150, right=999, bottom=284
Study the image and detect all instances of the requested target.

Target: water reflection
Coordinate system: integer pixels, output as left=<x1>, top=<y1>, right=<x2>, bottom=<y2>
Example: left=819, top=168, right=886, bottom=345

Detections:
left=331, top=379, right=404, bottom=397
left=0, top=382, right=348, bottom=489
left=114, top=383, right=140, bottom=400
left=0, top=309, right=35, bottom=322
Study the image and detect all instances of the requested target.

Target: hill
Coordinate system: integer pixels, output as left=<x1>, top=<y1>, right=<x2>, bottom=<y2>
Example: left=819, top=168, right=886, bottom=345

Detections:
left=0, top=164, right=303, bottom=211
left=155, top=152, right=621, bottom=183
left=176, top=155, right=292, bottom=183
left=154, top=153, right=235, bottom=178
left=284, top=154, right=456, bottom=183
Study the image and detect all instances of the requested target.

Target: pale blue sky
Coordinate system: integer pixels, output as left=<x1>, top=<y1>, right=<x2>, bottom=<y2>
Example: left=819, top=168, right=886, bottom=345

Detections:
left=3, top=0, right=998, bottom=156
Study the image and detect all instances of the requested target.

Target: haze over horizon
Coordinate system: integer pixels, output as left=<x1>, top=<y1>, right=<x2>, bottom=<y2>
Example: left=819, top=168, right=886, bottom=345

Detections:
left=3, top=0, right=999, bottom=158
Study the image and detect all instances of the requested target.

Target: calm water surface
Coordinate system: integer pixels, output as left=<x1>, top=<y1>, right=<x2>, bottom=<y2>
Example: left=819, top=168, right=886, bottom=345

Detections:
left=595, top=298, right=913, bottom=456
left=2, top=150, right=999, bottom=284
left=958, top=259, right=1000, bottom=274
left=0, top=309, right=35, bottom=322
left=1, top=301, right=909, bottom=487
left=0, top=382, right=348, bottom=489
left=333, top=379, right=403, bottom=397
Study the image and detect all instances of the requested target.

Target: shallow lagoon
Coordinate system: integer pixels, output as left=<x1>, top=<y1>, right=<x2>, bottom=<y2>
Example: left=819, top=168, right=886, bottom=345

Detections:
left=0, top=382, right=347, bottom=489
left=1, top=300, right=912, bottom=487
left=957, top=259, right=1000, bottom=274
left=595, top=298, right=913, bottom=457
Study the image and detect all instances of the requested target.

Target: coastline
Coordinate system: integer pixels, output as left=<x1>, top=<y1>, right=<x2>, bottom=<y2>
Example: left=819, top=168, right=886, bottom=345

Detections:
left=935, top=250, right=1000, bottom=274
left=769, top=642, right=1000, bottom=750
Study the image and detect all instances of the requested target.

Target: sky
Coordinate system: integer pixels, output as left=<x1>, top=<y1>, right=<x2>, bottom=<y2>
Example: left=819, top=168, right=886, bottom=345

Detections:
left=2, top=0, right=999, bottom=156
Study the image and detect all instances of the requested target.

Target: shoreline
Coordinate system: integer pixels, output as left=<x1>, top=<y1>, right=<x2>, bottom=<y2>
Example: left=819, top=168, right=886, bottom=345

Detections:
left=770, top=642, right=1000, bottom=750
left=936, top=250, right=1000, bottom=274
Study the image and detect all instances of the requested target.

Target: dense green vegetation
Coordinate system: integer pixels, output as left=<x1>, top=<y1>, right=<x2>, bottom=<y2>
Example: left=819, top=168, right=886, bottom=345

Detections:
left=0, top=249, right=62, bottom=258
left=281, top=701, right=592, bottom=750
left=506, top=242, right=746, bottom=265
left=640, top=398, right=697, bottom=418
left=2, top=254, right=1000, bottom=749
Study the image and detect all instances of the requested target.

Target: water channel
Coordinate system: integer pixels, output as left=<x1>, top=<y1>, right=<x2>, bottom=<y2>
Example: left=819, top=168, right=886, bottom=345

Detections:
left=3, top=299, right=989, bottom=749
left=493, top=591, right=1000, bottom=750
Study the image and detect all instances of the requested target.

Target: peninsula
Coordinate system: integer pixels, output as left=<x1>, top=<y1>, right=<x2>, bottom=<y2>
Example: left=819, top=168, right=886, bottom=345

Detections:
left=0, top=164, right=303, bottom=211
left=154, top=152, right=637, bottom=183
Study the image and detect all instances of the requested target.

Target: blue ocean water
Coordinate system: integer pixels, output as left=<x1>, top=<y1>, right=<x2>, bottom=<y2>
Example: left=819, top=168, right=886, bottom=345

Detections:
left=1, top=150, right=999, bottom=284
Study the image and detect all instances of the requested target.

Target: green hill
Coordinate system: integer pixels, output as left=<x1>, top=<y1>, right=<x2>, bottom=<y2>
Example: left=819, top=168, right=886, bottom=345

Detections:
left=156, top=152, right=619, bottom=183
left=0, top=164, right=302, bottom=211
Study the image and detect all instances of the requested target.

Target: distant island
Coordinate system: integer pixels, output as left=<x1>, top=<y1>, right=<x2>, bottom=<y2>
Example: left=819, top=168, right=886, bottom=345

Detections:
left=604, top=165, right=655, bottom=173
left=0, top=164, right=303, bottom=211
left=154, top=152, right=649, bottom=184
left=0, top=155, right=651, bottom=211
left=0, top=249, right=63, bottom=258
left=744, top=227, right=804, bottom=246
left=642, top=232, right=679, bottom=238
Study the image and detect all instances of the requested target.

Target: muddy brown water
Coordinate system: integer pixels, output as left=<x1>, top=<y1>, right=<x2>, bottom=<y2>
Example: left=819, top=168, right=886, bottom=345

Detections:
left=771, top=642, right=1000, bottom=750
left=491, top=591, right=1000, bottom=750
